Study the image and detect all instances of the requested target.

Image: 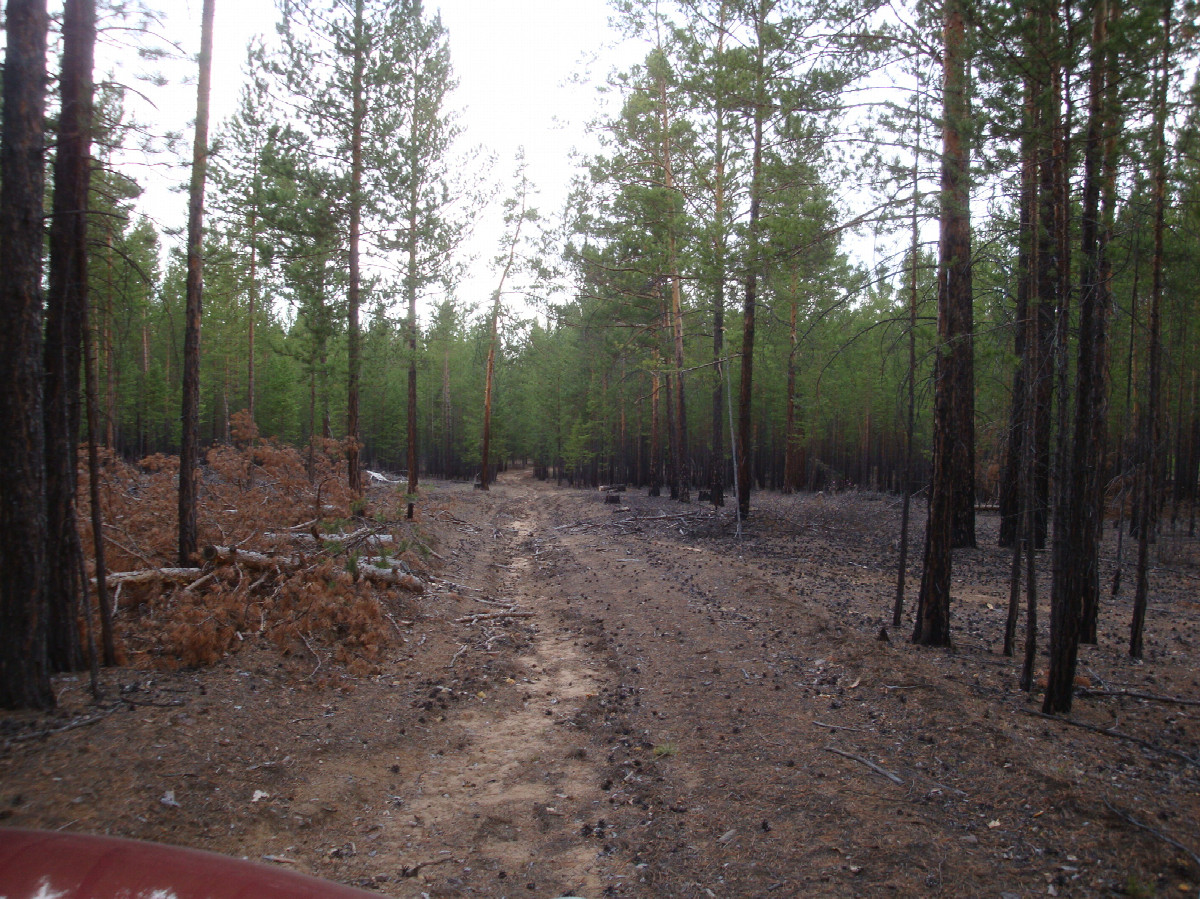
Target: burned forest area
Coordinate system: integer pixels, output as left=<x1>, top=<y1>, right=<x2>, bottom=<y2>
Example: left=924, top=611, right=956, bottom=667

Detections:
left=1, top=466, right=1198, bottom=899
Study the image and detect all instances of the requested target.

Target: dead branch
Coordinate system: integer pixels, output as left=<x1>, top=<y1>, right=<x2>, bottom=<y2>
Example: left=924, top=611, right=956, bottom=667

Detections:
left=6, top=710, right=114, bottom=746
left=203, top=545, right=424, bottom=592
left=104, top=567, right=208, bottom=587
left=455, top=610, right=535, bottom=625
left=1078, top=688, right=1200, bottom=707
left=824, top=745, right=905, bottom=785
left=813, top=720, right=872, bottom=733
left=1020, top=708, right=1200, bottom=769
left=1103, top=798, right=1200, bottom=868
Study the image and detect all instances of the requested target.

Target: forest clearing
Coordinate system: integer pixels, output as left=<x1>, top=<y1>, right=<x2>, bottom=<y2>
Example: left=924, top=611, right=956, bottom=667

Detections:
left=2, top=468, right=1197, bottom=898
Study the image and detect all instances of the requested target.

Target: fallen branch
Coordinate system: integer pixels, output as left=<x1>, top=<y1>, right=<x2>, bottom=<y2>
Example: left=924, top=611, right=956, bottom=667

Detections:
left=824, top=745, right=904, bottom=785
left=814, top=721, right=872, bottom=734
left=455, top=610, right=534, bottom=625
left=1104, top=798, right=1200, bottom=868
left=1020, top=708, right=1200, bottom=769
left=203, top=546, right=424, bottom=592
left=104, top=567, right=207, bottom=587
left=1078, top=688, right=1200, bottom=708
left=6, top=710, right=113, bottom=745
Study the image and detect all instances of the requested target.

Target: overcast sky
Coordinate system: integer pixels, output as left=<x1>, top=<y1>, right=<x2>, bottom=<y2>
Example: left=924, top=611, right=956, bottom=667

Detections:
left=123, top=0, right=635, bottom=315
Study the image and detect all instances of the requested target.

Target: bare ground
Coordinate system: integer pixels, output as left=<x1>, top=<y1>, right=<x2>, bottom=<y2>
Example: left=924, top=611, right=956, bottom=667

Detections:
left=2, top=469, right=1199, bottom=898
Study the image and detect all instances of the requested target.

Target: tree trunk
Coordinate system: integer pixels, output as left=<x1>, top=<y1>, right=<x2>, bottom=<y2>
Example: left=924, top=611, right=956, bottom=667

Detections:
left=83, top=266, right=115, bottom=666
left=736, top=1, right=766, bottom=521
left=178, top=0, right=215, bottom=565
left=914, top=0, right=971, bottom=645
left=649, top=369, right=662, bottom=497
left=43, top=0, right=96, bottom=673
left=895, top=135, right=922, bottom=628
left=247, top=168, right=258, bottom=424
left=783, top=295, right=800, bottom=495
left=0, top=0, right=54, bottom=710
left=1130, top=0, right=1171, bottom=660
left=709, top=23, right=728, bottom=509
left=405, top=136, right=420, bottom=517
left=946, top=0, right=975, bottom=550
left=657, top=64, right=689, bottom=503
left=1046, top=0, right=1120, bottom=711
left=480, top=297, right=501, bottom=490
left=345, top=0, right=364, bottom=499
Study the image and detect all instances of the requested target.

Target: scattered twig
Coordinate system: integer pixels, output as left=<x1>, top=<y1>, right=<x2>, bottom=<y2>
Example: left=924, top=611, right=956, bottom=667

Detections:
left=117, top=696, right=186, bottom=708
left=1103, top=798, right=1200, bottom=868
left=883, top=684, right=932, bottom=692
left=101, top=529, right=159, bottom=569
left=299, top=632, right=322, bottom=681
left=262, top=855, right=303, bottom=867
left=384, top=612, right=411, bottom=637
left=1020, top=708, right=1200, bottom=769
left=814, top=720, right=872, bottom=734
left=824, top=745, right=904, bottom=785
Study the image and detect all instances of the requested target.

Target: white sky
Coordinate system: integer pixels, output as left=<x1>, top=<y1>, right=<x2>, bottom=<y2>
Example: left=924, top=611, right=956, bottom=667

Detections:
left=124, top=0, right=636, bottom=316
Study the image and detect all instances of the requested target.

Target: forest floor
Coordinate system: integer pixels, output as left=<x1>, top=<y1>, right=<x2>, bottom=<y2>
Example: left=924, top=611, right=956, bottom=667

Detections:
left=2, top=468, right=1199, bottom=898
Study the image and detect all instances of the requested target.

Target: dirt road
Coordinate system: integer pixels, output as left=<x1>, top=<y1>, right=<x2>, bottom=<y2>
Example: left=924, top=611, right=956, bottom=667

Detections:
left=3, top=470, right=1198, bottom=897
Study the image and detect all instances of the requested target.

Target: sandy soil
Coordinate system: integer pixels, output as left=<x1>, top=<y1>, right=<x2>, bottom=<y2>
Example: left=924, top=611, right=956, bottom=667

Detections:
left=2, top=469, right=1198, bottom=898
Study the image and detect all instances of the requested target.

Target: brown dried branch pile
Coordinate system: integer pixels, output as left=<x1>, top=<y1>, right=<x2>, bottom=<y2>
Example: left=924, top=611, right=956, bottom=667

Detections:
left=77, top=412, right=437, bottom=675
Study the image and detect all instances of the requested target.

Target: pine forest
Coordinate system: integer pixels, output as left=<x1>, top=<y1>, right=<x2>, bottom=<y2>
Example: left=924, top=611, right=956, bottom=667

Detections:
left=2, top=0, right=1200, bottom=896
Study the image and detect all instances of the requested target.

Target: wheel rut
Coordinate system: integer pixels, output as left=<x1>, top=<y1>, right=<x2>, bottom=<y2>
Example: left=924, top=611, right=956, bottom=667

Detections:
left=379, top=478, right=612, bottom=898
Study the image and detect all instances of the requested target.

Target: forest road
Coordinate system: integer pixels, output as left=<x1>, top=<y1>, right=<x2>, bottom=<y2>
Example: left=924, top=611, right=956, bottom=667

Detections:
left=375, top=472, right=616, bottom=898
left=7, top=469, right=1196, bottom=898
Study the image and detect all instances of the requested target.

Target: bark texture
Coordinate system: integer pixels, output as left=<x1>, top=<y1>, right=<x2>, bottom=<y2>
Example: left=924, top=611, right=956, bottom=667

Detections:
left=0, top=0, right=54, bottom=709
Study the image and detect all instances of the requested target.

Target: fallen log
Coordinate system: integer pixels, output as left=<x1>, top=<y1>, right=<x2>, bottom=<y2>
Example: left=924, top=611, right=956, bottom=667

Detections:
left=104, top=567, right=206, bottom=587
left=203, top=545, right=425, bottom=593
left=102, top=549, right=424, bottom=595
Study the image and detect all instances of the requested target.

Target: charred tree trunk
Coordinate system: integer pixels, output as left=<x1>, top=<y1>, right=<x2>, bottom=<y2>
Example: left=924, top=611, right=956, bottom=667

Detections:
left=43, top=0, right=96, bottom=672
left=0, top=0, right=54, bottom=710
left=736, top=6, right=765, bottom=521
left=1130, top=0, right=1171, bottom=660
left=1046, top=0, right=1118, bottom=712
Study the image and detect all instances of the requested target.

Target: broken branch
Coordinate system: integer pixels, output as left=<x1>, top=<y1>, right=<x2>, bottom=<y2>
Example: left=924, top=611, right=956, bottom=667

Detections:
left=824, top=745, right=904, bottom=785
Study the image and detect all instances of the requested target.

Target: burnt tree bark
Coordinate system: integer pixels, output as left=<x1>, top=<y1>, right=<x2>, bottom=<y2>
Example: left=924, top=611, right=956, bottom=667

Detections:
left=43, top=0, right=97, bottom=672
left=0, top=0, right=54, bottom=710
left=1130, top=0, right=1171, bottom=661
left=1045, top=0, right=1119, bottom=712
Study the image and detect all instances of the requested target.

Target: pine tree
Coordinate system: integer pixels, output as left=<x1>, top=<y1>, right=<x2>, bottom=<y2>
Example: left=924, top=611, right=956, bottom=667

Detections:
left=178, top=0, right=216, bottom=565
left=0, top=0, right=54, bottom=709
left=44, top=0, right=98, bottom=671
